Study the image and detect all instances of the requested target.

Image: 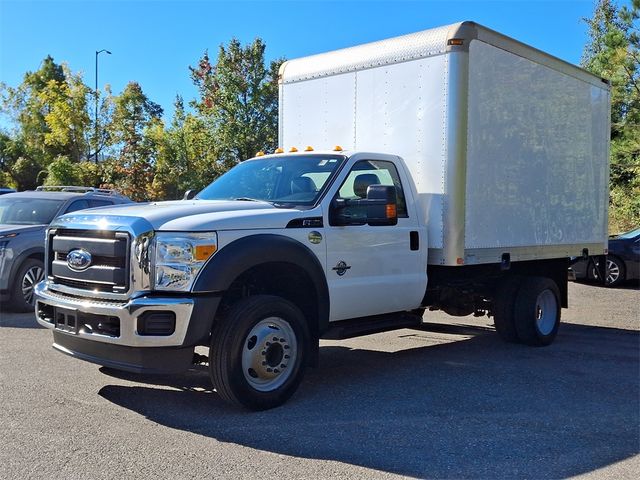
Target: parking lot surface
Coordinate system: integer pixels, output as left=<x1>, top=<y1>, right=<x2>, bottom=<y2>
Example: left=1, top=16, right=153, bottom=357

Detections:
left=1, top=282, right=638, bottom=479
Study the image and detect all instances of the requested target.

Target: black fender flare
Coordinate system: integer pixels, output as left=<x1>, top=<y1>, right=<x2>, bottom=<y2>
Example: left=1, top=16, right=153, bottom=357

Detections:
left=192, top=234, right=330, bottom=334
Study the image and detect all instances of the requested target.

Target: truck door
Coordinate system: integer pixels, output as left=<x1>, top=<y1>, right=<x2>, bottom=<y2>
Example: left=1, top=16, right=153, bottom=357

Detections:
left=322, top=158, right=427, bottom=321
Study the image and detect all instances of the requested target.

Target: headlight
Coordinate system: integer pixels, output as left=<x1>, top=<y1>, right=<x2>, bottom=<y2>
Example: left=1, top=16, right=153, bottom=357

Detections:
left=154, top=232, right=217, bottom=291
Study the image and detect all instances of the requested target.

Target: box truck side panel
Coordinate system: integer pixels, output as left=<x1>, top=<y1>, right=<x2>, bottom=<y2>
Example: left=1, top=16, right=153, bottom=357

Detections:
left=465, top=40, right=610, bottom=258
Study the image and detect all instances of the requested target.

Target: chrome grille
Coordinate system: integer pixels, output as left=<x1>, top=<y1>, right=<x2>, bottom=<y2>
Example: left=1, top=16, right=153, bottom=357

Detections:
left=48, top=228, right=130, bottom=294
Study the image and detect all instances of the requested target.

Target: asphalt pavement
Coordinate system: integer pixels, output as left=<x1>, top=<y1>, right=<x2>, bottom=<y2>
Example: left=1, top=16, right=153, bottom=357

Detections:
left=0, top=282, right=638, bottom=479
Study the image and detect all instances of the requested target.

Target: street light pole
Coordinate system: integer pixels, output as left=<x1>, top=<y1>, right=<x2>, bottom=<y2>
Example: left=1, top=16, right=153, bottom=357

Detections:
left=95, top=49, right=111, bottom=163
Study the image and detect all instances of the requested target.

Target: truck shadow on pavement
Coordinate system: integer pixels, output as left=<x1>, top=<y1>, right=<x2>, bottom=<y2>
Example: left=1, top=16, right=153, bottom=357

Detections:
left=99, top=322, right=639, bottom=479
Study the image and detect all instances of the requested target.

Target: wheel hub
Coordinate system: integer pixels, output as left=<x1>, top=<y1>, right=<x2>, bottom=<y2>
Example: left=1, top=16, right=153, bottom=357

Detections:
left=535, top=289, right=557, bottom=336
left=242, top=317, right=297, bottom=392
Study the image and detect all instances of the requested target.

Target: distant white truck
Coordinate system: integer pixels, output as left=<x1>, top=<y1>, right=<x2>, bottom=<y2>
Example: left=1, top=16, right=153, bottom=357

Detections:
left=35, top=22, right=610, bottom=410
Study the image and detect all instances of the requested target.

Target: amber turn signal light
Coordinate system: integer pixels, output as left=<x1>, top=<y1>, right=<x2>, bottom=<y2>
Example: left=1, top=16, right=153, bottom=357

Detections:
left=194, top=245, right=217, bottom=261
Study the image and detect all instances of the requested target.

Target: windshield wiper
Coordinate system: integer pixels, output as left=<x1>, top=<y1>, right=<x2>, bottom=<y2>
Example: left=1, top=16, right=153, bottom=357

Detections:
left=233, top=197, right=269, bottom=203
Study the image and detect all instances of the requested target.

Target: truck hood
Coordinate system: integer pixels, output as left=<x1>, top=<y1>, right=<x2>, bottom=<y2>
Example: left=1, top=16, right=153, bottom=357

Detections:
left=54, top=200, right=308, bottom=231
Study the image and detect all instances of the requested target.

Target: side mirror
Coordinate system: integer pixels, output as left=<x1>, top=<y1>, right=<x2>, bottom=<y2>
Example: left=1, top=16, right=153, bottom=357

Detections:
left=183, top=189, right=196, bottom=200
left=329, top=185, right=398, bottom=226
left=366, top=185, right=397, bottom=226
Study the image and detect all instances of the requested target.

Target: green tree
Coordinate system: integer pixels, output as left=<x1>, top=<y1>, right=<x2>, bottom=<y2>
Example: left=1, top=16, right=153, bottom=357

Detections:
left=190, top=38, right=283, bottom=169
left=43, top=156, right=82, bottom=186
left=38, top=67, right=92, bottom=163
left=582, top=0, right=640, bottom=232
left=108, top=82, right=163, bottom=200
left=0, top=132, right=25, bottom=187
left=151, top=95, right=220, bottom=199
left=1, top=56, right=67, bottom=163
left=0, top=56, right=98, bottom=189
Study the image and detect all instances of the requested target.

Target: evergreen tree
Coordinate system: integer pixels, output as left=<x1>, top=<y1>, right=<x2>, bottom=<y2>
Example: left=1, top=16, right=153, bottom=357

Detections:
left=582, top=0, right=640, bottom=231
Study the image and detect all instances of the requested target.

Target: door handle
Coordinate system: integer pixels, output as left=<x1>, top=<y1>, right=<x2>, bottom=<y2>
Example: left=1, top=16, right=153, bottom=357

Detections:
left=410, top=231, right=419, bottom=251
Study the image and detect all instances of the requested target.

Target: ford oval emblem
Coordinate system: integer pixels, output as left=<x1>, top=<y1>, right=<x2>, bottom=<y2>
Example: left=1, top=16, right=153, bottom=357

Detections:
left=67, top=249, right=92, bottom=271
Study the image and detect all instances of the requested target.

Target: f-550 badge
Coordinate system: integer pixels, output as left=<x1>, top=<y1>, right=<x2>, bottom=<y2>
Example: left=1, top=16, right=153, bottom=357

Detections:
left=332, top=261, right=351, bottom=276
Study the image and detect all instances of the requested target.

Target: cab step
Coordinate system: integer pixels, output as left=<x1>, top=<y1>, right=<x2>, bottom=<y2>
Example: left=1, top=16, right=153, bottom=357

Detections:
left=322, top=312, right=423, bottom=340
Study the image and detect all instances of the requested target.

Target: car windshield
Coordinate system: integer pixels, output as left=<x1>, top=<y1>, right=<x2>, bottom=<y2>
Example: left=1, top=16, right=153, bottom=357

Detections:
left=0, top=198, right=64, bottom=225
left=616, top=227, right=640, bottom=240
left=196, top=155, right=345, bottom=206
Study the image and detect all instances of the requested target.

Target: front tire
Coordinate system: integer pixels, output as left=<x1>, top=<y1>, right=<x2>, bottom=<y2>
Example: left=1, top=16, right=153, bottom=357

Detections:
left=209, top=295, right=309, bottom=411
left=514, top=277, right=561, bottom=346
left=10, top=258, right=44, bottom=312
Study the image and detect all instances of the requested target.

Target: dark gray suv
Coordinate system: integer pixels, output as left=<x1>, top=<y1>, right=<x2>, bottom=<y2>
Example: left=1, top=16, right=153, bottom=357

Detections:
left=0, top=186, right=131, bottom=311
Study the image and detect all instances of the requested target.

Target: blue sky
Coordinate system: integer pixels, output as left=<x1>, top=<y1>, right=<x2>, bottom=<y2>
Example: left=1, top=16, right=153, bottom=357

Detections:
left=0, top=0, right=600, bottom=124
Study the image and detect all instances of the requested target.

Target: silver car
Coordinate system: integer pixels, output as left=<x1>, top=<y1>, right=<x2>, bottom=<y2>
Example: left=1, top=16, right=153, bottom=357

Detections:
left=0, top=187, right=131, bottom=311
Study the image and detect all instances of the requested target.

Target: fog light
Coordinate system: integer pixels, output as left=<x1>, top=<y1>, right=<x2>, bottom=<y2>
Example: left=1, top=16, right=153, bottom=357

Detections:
left=137, top=312, right=176, bottom=336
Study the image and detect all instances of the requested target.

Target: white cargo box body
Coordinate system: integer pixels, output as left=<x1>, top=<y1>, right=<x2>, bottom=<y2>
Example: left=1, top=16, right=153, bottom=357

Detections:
left=279, top=22, right=610, bottom=266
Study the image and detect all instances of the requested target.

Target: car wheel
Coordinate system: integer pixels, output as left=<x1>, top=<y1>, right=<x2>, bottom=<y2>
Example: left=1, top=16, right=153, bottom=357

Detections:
left=604, top=256, right=626, bottom=287
left=11, top=258, right=45, bottom=312
left=514, top=277, right=561, bottom=347
left=591, top=256, right=626, bottom=287
left=209, top=295, right=309, bottom=411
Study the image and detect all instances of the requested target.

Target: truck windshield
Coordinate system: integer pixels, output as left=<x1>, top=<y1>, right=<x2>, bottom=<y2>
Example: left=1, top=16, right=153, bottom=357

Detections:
left=197, top=155, right=345, bottom=206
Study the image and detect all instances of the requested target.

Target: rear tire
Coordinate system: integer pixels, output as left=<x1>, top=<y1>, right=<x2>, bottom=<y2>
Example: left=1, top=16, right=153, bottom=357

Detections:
left=209, top=295, right=309, bottom=411
left=493, top=276, right=522, bottom=343
left=514, top=277, right=561, bottom=346
left=10, top=258, right=44, bottom=313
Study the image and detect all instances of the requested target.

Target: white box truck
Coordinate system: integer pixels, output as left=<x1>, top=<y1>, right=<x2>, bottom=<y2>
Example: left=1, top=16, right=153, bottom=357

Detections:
left=35, top=22, right=610, bottom=410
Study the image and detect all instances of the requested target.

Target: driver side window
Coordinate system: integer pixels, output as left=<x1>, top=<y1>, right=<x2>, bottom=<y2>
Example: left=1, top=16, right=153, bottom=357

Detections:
left=336, top=160, right=408, bottom=217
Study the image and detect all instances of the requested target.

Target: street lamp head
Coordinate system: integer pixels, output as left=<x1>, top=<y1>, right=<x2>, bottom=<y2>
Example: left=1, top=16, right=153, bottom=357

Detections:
left=96, top=49, right=112, bottom=55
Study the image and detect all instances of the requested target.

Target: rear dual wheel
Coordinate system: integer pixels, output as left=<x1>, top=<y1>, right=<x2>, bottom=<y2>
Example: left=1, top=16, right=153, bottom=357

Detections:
left=209, top=295, right=309, bottom=411
left=494, top=276, right=561, bottom=346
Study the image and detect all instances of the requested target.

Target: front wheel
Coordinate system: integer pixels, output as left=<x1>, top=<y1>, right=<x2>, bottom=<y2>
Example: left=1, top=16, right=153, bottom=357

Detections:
left=209, top=295, right=309, bottom=411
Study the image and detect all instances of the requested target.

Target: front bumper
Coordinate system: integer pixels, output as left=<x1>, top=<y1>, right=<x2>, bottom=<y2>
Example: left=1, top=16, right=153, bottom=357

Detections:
left=35, top=281, right=195, bottom=347
left=34, top=281, right=220, bottom=373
